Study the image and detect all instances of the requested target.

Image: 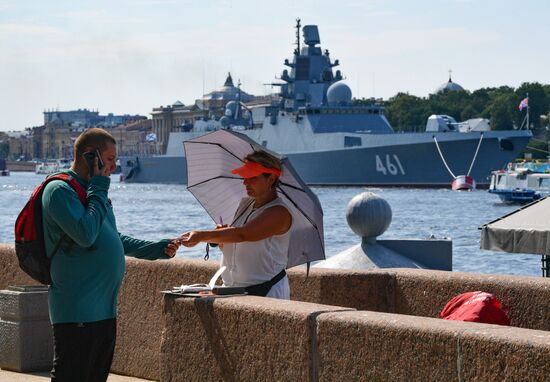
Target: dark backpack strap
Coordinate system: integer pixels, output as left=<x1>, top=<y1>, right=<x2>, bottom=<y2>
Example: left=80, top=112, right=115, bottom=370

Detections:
left=244, top=269, right=287, bottom=297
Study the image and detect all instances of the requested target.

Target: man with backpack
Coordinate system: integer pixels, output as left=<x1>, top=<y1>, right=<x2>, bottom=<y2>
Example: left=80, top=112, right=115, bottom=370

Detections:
left=40, top=128, right=180, bottom=382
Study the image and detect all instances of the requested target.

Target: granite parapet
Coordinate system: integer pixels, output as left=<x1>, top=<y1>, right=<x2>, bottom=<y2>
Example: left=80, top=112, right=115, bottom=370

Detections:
left=317, top=310, right=550, bottom=381
left=1, top=244, right=549, bottom=381
left=161, top=295, right=353, bottom=382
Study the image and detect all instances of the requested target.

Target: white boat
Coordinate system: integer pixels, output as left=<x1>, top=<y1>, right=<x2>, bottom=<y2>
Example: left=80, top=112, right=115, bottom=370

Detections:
left=488, top=167, right=550, bottom=204
left=35, top=159, right=72, bottom=175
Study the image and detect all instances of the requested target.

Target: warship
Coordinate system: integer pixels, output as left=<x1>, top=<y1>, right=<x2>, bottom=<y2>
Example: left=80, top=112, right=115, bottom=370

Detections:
left=120, top=20, right=532, bottom=187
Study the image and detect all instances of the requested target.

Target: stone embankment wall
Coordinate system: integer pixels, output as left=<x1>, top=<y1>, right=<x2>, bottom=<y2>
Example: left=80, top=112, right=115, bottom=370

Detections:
left=1, top=244, right=549, bottom=381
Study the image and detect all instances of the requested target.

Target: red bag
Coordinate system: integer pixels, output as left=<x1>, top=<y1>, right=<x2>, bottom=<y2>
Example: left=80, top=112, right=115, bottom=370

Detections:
left=440, top=291, right=510, bottom=326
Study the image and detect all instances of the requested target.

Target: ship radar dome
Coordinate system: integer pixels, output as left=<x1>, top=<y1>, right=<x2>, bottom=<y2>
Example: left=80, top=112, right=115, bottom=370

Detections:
left=327, top=82, right=352, bottom=106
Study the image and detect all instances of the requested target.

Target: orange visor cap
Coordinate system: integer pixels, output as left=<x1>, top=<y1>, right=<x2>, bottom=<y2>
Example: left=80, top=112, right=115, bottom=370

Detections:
left=231, top=160, right=281, bottom=179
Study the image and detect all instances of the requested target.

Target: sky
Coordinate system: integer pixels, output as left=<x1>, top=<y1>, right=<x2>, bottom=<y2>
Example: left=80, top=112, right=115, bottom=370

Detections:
left=1, top=0, right=549, bottom=132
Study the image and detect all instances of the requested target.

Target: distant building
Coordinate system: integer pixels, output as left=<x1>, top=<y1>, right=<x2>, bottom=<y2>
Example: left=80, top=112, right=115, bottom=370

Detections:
left=200, top=72, right=254, bottom=111
left=151, top=102, right=205, bottom=154
left=435, top=70, right=465, bottom=94
left=19, top=108, right=151, bottom=159
left=5, top=130, right=33, bottom=160
left=110, top=119, right=154, bottom=156
left=3, top=108, right=153, bottom=160
left=43, top=108, right=146, bottom=128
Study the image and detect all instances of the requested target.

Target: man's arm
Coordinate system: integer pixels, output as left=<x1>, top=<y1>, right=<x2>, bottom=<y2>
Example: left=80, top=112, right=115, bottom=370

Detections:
left=43, top=176, right=110, bottom=248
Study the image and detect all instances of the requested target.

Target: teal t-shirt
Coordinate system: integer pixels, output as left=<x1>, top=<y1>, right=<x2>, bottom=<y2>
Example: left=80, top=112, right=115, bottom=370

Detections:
left=42, top=170, right=170, bottom=324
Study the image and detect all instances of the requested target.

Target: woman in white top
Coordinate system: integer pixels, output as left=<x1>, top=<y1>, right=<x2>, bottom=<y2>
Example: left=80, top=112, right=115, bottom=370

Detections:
left=178, top=151, right=293, bottom=299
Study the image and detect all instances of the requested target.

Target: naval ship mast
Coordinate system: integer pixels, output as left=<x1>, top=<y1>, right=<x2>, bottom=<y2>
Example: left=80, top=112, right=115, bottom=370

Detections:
left=270, top=18, right=350, bottom=113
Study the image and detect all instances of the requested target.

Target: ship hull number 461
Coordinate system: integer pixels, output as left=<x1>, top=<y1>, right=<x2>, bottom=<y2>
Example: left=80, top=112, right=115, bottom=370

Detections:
left=375, top=154, right=405, bottom=175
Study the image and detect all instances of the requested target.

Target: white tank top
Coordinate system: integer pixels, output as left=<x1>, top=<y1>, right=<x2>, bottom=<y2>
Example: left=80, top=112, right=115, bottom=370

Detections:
left=221, top=197, right=292, bottom=287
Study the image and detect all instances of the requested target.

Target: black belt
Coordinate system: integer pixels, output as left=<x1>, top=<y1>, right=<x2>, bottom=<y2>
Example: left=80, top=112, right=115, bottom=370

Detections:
left=245, top=269, right=287, bottom=297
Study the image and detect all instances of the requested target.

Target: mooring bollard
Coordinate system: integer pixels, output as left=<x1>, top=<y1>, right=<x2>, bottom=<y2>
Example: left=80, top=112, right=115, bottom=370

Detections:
left=0, top=285, right=52, bottom=372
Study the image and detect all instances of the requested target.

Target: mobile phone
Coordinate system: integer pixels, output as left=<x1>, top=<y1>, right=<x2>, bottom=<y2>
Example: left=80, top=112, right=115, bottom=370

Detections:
left=83, top=149, right=104, bottom=177
left=95, top=149, right=104, bottom=170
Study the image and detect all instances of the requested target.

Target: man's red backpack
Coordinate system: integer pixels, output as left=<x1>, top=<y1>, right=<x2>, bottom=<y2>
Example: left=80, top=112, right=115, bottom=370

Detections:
left=14, top=173, right=88, bottom=284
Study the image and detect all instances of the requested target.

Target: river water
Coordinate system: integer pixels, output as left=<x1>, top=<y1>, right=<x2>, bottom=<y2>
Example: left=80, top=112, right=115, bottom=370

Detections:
left=0, top=172, right=541, bottom=277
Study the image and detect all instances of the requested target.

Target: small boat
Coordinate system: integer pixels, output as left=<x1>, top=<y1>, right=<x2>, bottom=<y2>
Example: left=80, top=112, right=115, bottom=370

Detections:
left=488, top=168, right=550, bottom=204
left=35, top=162, right=60, bottom=175
left=35, top=159, right=72, bottom=175
left=452, top=175, right=475, bottom=191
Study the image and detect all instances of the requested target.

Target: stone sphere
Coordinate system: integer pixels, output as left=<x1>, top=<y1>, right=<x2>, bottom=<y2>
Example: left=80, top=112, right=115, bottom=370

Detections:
left=346, top=192, right=392, bottom=239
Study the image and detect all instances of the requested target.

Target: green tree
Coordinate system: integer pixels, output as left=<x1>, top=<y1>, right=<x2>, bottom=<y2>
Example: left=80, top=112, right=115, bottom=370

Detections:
left=352, top=97, right=377, bottom=106
left=371, top=83, right=550, bottom=133
left=515, top=82, right=549, bottom=131
left=427, top=90, right=471, bottom=121
left=523, top=138, right=550, bottom=160
left=460, top=105, right=477, bottom=121
left=385, top=93, right=428, bottom=132
left=542, top=84, right=550, bottom=102
left=485, top=93, right=517, bottom=130
left=470, top=88, right=491, bottom=114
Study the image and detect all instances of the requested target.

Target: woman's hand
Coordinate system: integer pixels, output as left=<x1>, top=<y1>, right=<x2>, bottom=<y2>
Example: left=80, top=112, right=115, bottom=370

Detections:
left=178, top=231, right=202, bottom=247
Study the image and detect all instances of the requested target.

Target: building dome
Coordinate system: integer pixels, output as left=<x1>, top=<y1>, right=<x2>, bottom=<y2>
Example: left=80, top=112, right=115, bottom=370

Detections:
left=436, top=71, right=465, bottom=94
left=202, top=72, right=253, bottom=102
left=327, top=81, right=352, bottom=106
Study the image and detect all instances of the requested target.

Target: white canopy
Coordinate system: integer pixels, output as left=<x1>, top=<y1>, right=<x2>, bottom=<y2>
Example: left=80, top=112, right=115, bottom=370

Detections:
left=480, top=196, right=550, bottom=255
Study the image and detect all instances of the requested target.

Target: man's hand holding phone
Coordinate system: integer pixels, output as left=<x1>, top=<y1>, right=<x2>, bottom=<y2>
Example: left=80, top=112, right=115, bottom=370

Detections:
left=83, top=149, right=110, bottom=178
